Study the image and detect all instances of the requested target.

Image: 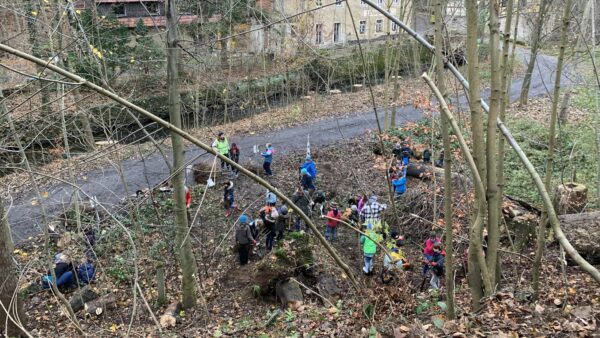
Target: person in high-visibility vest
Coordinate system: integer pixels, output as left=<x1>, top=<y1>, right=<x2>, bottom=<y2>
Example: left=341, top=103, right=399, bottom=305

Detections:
left=212, top=132, right=231, bottom=172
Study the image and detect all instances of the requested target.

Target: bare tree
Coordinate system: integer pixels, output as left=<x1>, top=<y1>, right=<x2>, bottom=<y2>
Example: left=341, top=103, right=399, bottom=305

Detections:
left=433, top=0, right=455, bottom=319
left=166, top=0, right=197, bottom=308
left=0, top=161, right=27, bottom=338
left=519, top=0, right=552, bottom=105
left=465, top=0, right=487, bottom=310
left=532, top=0, right=573, bottom=299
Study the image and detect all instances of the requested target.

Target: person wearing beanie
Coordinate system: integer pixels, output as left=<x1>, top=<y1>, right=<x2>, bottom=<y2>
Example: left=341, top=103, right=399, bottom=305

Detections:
left=223, top=181, right=235, bottom=217
left=300, top=168, right=316, bottom=193
left=360, top=222, right=382, bottom=275
left=300, top=156, right=317, bottom=179
left=276, top=205, right=290, bottom=241
left=292, top=186, right=311, bottom=231
left=235, top=214, right=256, bottom=265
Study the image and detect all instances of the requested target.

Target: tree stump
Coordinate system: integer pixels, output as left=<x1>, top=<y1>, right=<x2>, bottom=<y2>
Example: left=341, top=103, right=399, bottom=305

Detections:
left=554, top=182, right=587, bottom=215
left=276, top=279, right=303, bottom=309
left=558, top=212, right=600, bottom=265
left=84, top=293, right=116, bottom=315
left=159, top=301, right=182, bottom=328
left=69, top=285, right=99, bottom=312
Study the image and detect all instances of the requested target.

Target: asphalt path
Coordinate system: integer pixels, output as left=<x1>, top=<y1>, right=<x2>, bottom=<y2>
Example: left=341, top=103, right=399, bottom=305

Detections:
left=6, top=49, right=567, bottom=243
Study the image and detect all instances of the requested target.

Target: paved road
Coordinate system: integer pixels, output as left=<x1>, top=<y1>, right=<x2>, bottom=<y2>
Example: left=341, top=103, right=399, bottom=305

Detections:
left=7, top=49, right=567, bottom=243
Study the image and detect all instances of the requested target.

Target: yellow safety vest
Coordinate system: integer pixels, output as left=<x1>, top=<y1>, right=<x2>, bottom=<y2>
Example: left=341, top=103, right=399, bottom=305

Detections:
left=214, top=138, right=229, bottom=155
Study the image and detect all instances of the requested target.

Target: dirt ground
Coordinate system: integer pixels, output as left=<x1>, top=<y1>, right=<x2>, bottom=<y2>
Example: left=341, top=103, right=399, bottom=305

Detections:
left=13, top=132, right=600, bottom=337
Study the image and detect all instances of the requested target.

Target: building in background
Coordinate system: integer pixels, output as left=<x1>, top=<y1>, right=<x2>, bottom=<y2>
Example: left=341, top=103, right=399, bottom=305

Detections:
left=249, top=0, right=413, bottom=55
left=74, top=0, right=197, bottom=28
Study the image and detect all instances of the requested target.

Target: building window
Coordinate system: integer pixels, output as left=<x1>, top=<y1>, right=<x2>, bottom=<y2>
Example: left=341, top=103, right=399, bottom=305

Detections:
left=315, top=24, right=323, bottom=44
left=392, top=22, right=398, bottom=31
left=375, top=19, right=383, bottom=32
left=113, top=4, right=126, bottom=17
left=359, top=20, right=366, bottom=34
left=333, top=22, right=341, bottom=43
left=377, top=0, right=384, bottom=6
left=316, top=0, right=322, bottom=6
left=145, top=2, right=160, bottom=16
left=335, top=0, right=343, bottom=6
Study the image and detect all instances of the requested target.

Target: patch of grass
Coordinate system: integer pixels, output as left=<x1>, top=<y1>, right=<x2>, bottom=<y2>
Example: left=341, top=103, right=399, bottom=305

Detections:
left=503, top=117, right=598, bottom=207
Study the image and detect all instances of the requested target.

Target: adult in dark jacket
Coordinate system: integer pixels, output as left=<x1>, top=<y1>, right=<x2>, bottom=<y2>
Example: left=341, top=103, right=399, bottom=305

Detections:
left=235, top=215, right=256, bottom=265
left=276, top=205, right=290, bottom=240
left=292, top=187, right=311, bottom=231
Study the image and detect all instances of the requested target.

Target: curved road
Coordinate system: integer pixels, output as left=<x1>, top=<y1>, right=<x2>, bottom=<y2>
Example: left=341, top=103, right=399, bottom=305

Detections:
left=7, top=49, right=567, bottom=243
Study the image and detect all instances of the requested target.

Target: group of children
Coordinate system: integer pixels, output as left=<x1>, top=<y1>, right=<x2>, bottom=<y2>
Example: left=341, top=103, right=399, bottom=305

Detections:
left=219, top=131, right=445, bottom=290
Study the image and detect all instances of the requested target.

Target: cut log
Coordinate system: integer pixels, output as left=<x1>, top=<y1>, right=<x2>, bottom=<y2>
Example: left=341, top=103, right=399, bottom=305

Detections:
left=558, top=212, right=600, bottom=265
left=69, top=285, right=99, bottom=312
left=84, top=293, right=116, bottom=315
left=554, top=183, right=587, bottom=215
left=159, top=301, right=182, bottom=328
left=405, top=163, right=471, bottom=186
left=276, top=279, right=303, bottom=309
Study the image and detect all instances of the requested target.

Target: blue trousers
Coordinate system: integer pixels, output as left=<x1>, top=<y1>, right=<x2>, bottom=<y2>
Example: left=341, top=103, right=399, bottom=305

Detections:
left=266, top=232, right=275, bottom=251
left=263, top=162, right=272, bottom=176
left=325, top=226, right=337, bottom=241
left=57, top=271, right=75, bottom=288
left=363, top=254, right=374, bottom=273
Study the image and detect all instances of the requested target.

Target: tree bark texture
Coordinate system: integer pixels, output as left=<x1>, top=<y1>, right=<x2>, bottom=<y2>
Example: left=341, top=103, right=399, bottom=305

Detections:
left=465, top=0, right=486, bottom=310
left=433, top=0, right=456, bottom=320
left=532, top=0, right=573, bottom=297
left=166, top=0, right=197, bottom=309
left=0, top=198, right=27, bottom=337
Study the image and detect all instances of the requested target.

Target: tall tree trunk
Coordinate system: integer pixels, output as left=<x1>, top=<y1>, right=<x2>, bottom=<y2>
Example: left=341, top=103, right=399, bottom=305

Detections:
left=486, top=0, right=503, bottom=290
left=532, top=0, right=573, bottom=298
left=0, top=95, right=27, bottom=337
left=497, top=0, right=516, bottom=293
left=593, top=0, right=600, bottom=206
left=519, top=0, right=551, bottom=105
left=465, top=0, right=486, bottom=310
left=166, top=0, right=197, bottom=309
left=433, top=0, right=455, bottom=319
left=411, top=2, right=421, bottom=77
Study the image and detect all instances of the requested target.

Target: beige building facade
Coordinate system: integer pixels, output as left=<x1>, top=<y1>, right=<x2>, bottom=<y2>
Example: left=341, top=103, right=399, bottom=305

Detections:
left=252, top=0, right=413, bottom=54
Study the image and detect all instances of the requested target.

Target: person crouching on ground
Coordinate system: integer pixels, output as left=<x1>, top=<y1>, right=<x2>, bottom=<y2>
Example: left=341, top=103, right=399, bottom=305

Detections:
left=429, top=242, right=445, bottom=289
left=360, top=222, right=382, bottom=276
left=235, top=215, right=256, bottom=266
